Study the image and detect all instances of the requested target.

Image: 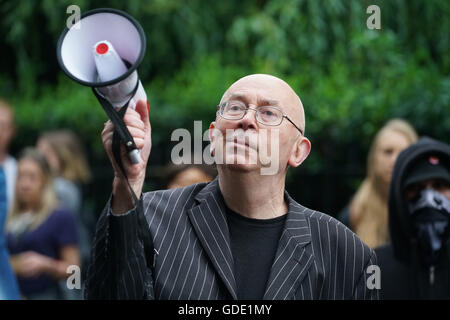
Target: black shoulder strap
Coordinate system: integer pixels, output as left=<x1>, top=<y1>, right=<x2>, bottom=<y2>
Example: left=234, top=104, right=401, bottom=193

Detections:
left=92, top=85, right=155, bottom=273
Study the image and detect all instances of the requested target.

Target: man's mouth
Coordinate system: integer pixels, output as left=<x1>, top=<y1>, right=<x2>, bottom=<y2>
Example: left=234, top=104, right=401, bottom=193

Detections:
left=228, top=138, right=257, bottom=151
left=225, top=133, right=258, bottom=150
left=233, top=139, right=249, bottom=147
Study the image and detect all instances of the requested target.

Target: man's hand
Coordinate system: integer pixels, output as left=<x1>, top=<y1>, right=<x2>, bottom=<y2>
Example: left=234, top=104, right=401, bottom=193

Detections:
left=101, top=99, right=152, bottom=213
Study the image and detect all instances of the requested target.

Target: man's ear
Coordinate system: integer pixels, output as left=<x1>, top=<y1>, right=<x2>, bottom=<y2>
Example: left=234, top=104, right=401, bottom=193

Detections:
left=288, top=136, right=311, bottom=168
left=208, top=121, right=216, bottom=154
left=208, top=121, right=216, bottom=141
left=208, top=121, right=216, bottom=143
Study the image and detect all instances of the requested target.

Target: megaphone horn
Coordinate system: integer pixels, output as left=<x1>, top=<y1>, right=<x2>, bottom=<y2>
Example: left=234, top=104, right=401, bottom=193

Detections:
left=57, top=8, right=147, bottom=164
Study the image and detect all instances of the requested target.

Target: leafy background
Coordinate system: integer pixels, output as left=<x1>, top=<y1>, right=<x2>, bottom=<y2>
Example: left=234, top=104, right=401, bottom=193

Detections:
left=0, top=0, right=448, bottom=217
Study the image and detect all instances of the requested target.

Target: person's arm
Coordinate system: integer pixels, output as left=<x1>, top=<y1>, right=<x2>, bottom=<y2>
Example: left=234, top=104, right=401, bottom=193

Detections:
left=352, top=250, right=380, bottom=300
left=9, top=255, right=25, bottom=275
left=85, top=100, right=154, bottom=300
left=84, top=195, right=155, bottom=300
left=111, top=175, right=144, bottom=214
left=9, top=246, right=79, bottom=280
left=104, top=100, right=152, bottom=214
left=46, top=245, right=80, bottom=279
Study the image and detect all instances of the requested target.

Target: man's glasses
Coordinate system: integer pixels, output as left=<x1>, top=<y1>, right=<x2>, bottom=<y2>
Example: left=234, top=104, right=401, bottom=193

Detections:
left=217, top=101, right=304, bottom=136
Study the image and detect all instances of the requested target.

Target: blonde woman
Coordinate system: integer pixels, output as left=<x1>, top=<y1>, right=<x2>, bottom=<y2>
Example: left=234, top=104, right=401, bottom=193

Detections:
left=339, top=119, right=418, bottom=249
left=36, top=130, right=91, bottom=214
left=36, top=130, right=93, bottom=299
left=6, top=148, right=79, bottom=299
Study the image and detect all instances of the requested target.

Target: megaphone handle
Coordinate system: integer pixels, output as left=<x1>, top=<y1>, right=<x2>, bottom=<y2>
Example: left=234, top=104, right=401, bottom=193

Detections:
left=112, top=105, right=141, bottom=165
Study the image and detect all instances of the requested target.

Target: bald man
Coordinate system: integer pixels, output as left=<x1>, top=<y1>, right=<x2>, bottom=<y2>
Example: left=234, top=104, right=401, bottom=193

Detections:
left=86, top=74, right=379, bottom=300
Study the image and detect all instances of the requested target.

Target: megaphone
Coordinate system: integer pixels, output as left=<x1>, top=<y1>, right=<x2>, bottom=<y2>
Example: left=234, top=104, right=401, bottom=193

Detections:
left=57, top=8, right=147, bottom=164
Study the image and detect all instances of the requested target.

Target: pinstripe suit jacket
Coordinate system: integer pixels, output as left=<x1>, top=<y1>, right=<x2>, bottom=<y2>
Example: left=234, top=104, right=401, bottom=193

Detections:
left=85, top=178, right=379, bottom=300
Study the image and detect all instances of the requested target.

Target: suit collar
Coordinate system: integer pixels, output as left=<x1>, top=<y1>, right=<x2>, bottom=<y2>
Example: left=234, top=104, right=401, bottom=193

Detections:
left=263, top=192, right=313, bottom=299
left=187, top=177, right=313, bottom=300
left=187, top=178, right=238, bottom=299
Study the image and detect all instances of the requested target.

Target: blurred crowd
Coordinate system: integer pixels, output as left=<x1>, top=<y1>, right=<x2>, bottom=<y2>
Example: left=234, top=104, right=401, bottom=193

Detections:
left=0, top=97, right=449, bottom=299
left=0, top=98, right=216, bottom=300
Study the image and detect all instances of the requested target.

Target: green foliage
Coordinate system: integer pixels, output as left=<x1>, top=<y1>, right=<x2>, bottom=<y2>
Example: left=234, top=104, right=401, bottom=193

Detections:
left=0, top=0, right=449, bottom=197
left=10, top=76, right=107, bottom=154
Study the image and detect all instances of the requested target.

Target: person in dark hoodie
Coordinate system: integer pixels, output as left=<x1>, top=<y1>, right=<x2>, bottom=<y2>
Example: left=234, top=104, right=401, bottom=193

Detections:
left=375, top=137, right=450, bottom=299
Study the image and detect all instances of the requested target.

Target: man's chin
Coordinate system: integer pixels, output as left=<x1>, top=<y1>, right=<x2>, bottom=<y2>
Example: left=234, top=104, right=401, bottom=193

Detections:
left=221, top=155, right=260, bottom=172
left=224, top=163, right=259, bottom=172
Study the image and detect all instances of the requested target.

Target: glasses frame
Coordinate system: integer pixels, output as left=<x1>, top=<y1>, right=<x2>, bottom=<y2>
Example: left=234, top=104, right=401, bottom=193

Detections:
left=217, top=101, right=304, bottom=136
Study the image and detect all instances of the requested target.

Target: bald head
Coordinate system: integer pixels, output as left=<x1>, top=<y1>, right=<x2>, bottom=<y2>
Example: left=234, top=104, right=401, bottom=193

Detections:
left=220, top=74, right=305, bottom=133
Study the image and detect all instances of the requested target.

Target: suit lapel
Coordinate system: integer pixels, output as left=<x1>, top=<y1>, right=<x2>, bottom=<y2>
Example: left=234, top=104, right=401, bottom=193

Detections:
left=187, top=178, right=238, bottom=300
left=263, top=193, right=314, bottom=300
left=187, top=179, right=314, bottom=300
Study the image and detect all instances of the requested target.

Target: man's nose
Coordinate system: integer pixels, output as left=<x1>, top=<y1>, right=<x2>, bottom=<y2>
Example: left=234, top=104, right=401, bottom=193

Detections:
left=238, top=107, right=258, bottom=130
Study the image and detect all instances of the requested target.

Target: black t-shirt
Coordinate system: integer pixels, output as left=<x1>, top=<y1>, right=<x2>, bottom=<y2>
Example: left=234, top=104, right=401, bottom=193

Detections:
left=225, top=206, right=287, bottom=300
